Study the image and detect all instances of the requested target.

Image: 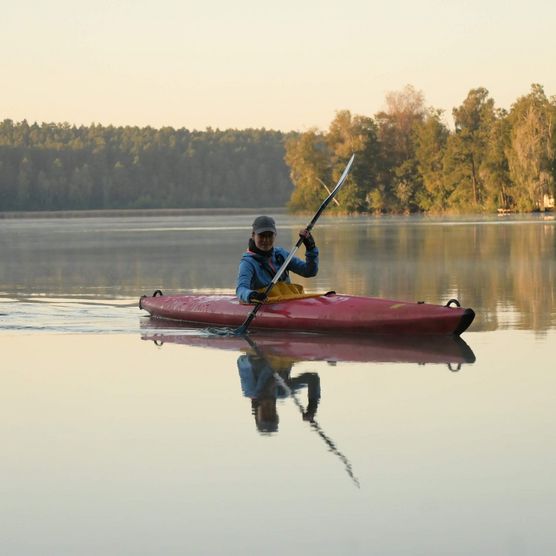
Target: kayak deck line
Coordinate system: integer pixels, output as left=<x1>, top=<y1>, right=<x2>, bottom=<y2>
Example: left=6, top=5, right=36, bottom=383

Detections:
left=139, top=291, right=475, bottom=336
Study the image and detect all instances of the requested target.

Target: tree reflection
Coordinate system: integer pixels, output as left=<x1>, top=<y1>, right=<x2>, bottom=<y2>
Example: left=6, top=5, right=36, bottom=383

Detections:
left=2, top=216, right=554, bottom=333
left=304, top=219, right=556, bottom=333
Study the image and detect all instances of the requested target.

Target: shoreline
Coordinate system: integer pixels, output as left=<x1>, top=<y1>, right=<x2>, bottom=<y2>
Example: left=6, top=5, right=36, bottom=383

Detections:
left=0, top=206, right=553, bottom=220
left=0, top=207, right=288, bottom=219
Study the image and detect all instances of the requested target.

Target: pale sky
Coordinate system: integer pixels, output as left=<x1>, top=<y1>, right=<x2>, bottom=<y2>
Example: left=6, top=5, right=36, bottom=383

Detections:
left=2, top=0, right=555, bottom=131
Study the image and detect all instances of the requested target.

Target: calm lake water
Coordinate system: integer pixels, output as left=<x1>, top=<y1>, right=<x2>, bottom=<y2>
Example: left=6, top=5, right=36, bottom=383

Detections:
left=1, top=213, right=555, bottom=555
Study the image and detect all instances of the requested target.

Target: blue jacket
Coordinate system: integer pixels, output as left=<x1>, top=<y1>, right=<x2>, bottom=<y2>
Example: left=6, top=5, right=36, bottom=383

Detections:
left=236, top=245, right=319, bottom=303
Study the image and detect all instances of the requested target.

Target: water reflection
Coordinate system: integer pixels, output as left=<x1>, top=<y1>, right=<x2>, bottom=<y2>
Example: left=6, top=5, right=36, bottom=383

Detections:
left=143, top=325, right=366, bottom=487
left=237, top=348, right=320, bottom=434
left=141, top=324, right=476, bottom=369
left=239, top=336, right=361, bottom=488
left=2, top=214, right=554, bottom=332
left=2, top=331, right=553, bottom=554
left=140, top=323, right=476, bottom=487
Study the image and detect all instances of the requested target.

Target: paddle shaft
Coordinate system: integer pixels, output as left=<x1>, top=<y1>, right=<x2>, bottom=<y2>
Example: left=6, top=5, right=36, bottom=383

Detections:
left=235, top=153, right=355, bottom=334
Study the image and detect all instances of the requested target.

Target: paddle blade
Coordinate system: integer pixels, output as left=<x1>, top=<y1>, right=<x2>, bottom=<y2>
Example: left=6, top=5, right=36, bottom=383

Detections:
left=330, top=153, right=355, bottom=198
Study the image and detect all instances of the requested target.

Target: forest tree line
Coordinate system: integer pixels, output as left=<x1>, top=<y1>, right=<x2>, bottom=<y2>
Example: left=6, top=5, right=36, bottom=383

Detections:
left=1, top=83, right=554, bottom=213
left=0, top=123, right=293, bottom=210
left=288, top=84, right=555, bottom=213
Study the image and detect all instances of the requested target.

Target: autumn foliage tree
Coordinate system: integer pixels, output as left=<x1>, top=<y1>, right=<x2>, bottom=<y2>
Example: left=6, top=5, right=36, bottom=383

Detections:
left=286, top=84, right=555, bottom=214
left=506, top=84, right=555, bottom=211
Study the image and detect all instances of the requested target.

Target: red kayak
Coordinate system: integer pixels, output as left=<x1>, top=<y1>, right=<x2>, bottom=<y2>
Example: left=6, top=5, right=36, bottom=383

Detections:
left=139, top=291, right=475, bottom=335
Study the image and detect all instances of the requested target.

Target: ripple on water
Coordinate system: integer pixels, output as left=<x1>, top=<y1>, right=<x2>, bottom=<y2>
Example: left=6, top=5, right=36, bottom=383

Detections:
left=0, top=297, right=143, bottom=334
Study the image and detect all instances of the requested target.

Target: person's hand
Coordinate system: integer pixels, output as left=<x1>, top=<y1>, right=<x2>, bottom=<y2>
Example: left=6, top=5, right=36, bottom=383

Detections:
left=248, top=291, right=267, bottom=303
left=299, top=229, right=316, bottom=251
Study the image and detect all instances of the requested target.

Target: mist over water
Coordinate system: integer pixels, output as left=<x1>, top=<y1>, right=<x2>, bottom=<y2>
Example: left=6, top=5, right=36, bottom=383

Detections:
left=1, top=213, right=555, bottom=332
left=1, top=213, right=555, bottom=555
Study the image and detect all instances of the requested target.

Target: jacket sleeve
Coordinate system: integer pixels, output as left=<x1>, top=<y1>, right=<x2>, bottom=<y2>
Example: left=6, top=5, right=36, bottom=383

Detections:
left=236, top=258, right=255, bottom=302
left=281, top=246, right=319, bottom=278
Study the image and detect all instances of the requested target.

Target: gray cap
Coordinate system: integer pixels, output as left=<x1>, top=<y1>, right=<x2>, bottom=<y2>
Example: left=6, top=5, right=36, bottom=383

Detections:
left=252, top=215, right=276, bottom=234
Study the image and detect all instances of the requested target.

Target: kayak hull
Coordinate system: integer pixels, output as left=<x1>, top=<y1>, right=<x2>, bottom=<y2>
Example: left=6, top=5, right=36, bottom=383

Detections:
left=139, top=292, right=475, bottom=335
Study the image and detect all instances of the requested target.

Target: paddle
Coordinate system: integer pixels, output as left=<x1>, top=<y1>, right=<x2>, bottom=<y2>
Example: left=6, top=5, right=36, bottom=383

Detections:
left=234, top=153, right=355, bottom=335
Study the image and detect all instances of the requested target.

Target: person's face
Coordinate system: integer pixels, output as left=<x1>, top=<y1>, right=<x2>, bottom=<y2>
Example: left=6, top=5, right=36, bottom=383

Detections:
left=252, top=231, right=275, bottom=251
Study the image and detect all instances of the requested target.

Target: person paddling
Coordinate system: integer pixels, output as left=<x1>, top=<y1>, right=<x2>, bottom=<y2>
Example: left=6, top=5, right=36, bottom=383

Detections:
left=236, top=215, right=318, bottom=304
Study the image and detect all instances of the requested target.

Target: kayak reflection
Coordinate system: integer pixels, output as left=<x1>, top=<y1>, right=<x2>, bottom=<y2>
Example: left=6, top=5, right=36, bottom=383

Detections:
left=140, top=322, right=476, bottom=370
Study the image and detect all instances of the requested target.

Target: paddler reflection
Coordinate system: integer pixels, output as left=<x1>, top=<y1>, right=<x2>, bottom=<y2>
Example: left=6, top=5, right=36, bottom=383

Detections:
left=238, top=336, right=360, bottom=487
left=237, top=351, right=320, bottom=434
